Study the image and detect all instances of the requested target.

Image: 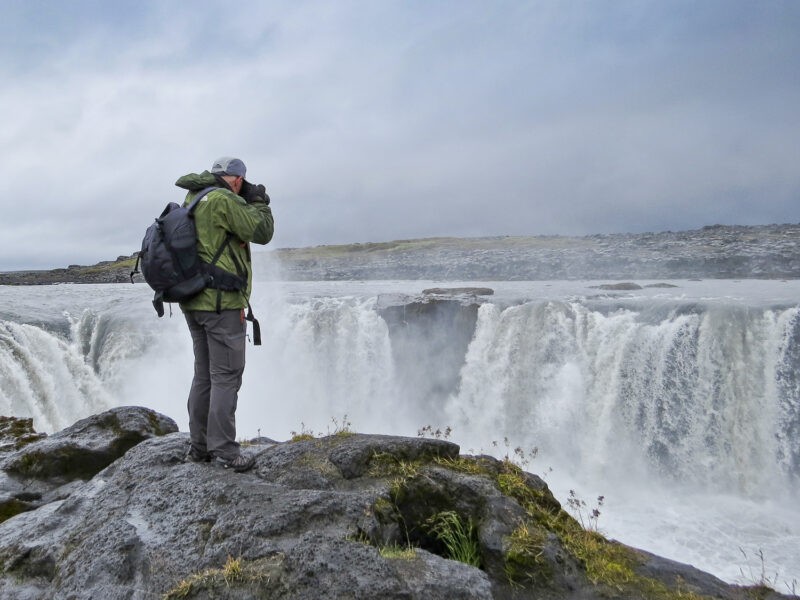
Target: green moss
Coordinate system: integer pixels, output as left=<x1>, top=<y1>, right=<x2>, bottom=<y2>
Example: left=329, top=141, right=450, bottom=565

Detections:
left=373, top=496, right=395, bottom=515
left=100, top=412, right=123, bottom=434
left=146, top=411, right=169, bottom=436
left=432, top=455, right=488, bottom=475
left=0, top=416, right=36, bottom=435
left=504, top=521, right=551, bottom=584
left=379, top=545, right=417, bottom=560
left=495, top=465, right=562, bottom=525
left=12, top=450, right=48, bottom=477
left=80, top=257, right=136, bottom=275
left=496, top=472, right=638, bottom=590
left=292, top=451, right=340, bottom=480
left=0, top=416, right=46, bottom=451
left=9, top=441, right=134, bottom=481
left=13, top=433, right=46, bottom=450
left=0, top=498, right=32, bottom=524
left=367, top=452, right=423, bottom=480
left=481, top=457, right=718, bottom=598
left=562, top=529, right=638, bottom=587
left=743, top=585, right=778, bottom=600
left=275, top=238, right=447, bottom=260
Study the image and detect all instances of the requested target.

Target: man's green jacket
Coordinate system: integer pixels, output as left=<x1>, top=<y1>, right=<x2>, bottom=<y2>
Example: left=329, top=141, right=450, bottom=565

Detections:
left=174, top=171, right=274, bottom=312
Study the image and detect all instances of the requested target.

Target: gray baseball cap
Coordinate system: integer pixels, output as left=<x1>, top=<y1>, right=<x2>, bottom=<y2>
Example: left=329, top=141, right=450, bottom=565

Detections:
left=210, top=156, right=247, bottom=178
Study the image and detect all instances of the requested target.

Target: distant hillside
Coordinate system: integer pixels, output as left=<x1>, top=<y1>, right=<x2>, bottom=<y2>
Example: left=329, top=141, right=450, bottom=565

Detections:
left=0, top=256, right=138, bottom=286
left=1, top=224, right=798, bottom=285
left=271, top=223, right=800, bottom=280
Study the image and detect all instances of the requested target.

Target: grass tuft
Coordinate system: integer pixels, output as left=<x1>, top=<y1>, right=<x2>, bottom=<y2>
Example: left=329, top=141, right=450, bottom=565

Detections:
left=162, top=555, right=280, bottom=599
left=379, top=545, right=418, bottom=560
left=367, top=452, right=422, bottom=480
left=424, top=510, right=481, bottom=568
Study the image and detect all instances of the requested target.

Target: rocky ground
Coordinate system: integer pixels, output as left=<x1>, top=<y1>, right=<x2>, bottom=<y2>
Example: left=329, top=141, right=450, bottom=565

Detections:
left=0, top=256, right=137, bottom=286
left=273, top=224, right=800, bottom=280
left=1, top=224, right=798, bottom=285
left=0, top=406, right=793, bottom=599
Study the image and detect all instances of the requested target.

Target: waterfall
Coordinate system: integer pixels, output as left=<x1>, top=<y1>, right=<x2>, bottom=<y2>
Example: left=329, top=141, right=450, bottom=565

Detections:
left=0, top=318, right=111, bottom=432
left=238, top=295, right=400, bottom=435
left=0, top=306, right=165, bottom=433
left=447, top=300, right=800, bottom=495
left=0, top=281, right=797, bottom=585
left=2, top=289, right=797, bottom=495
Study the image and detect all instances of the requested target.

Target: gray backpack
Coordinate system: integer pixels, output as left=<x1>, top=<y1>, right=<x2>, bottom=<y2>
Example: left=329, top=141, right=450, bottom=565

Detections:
left=130, top=186, right=260, bottom=344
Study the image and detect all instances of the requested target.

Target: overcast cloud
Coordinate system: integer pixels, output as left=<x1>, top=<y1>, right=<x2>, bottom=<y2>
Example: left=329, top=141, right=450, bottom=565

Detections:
left=1, top=0, right=798, bottom=270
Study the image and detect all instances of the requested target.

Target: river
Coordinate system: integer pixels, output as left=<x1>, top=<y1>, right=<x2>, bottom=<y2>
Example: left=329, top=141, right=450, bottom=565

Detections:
left=0, top=274, right=798, bottom=591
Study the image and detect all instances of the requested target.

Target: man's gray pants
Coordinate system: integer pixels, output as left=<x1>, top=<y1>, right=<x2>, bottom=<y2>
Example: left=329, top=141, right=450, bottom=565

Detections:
left=185, top=309, right=246, bottom=462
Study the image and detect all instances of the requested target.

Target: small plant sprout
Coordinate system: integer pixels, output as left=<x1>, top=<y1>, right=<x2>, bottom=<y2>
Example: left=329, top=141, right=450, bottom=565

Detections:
left=786, top=579, right=798, bottom=596
left=328, top=415, right=354, bottom=436
left=737, top=547, right=782, bottom=591
left=416, top=425, right=452, bottom=440
left=221, top=555, right=242, bottom=586
left=566, top=490, right=604, bottom=532
left=289, top=422, right=316, bottom=442
left=492, top=437, right=538, bottom=469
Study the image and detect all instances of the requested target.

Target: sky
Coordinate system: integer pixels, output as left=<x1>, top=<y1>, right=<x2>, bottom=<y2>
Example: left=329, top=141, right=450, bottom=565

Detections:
left=0, top=0, right=798, bottom=270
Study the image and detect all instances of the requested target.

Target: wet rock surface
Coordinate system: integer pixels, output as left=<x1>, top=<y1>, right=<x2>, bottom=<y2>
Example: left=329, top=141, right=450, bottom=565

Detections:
left=378, top=296, right=481, bottom=422
left=0, top=406, right=794, bottom=599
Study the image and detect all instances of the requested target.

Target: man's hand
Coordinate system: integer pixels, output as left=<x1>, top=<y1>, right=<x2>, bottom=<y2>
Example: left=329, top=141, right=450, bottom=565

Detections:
left=240, top=180, right=270, bottom=205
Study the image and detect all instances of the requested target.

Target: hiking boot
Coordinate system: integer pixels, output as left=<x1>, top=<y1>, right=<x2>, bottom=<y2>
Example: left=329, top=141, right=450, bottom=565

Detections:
left=217, top=453, right=255, bottom=473
left=184, top=446, right=211, bottom=463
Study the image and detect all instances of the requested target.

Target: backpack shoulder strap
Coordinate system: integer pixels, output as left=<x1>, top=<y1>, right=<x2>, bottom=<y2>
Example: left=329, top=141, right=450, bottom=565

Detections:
left=129, top=253, right=141, bottom=283
left=246, top=302, right=261, bottom=345
left=130, top=186, right=218, bottom=285
left=186, top=186, right=218, bottom=213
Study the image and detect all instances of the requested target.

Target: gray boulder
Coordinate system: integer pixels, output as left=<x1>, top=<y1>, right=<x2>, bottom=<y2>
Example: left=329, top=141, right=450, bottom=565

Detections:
left=2, top=406, right=177, bottom=481
left=0, top=407, right=177, bottom=526
left=0, top=408, right=793, bottom=599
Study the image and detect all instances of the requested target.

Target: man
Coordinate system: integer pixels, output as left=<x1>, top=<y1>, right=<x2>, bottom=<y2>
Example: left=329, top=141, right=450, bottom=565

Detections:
left=175, top=157, right=274, bottom=472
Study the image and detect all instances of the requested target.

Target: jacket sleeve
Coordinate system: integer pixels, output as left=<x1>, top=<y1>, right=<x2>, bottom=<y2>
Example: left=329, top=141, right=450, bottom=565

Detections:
left=216, top=193, right=274, bottom=246
left=248, top=200, right=275, bottom=245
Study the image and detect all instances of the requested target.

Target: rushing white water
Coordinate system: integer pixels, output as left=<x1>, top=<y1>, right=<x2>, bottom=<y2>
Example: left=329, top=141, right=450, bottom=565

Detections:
left=0, top=277, right=798, bottom=590
left=449, top=300, right=799, bottom=494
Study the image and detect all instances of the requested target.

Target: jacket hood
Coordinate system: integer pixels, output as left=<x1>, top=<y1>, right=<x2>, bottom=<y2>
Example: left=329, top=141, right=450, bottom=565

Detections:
left=175, top=171, right=221, bottom=191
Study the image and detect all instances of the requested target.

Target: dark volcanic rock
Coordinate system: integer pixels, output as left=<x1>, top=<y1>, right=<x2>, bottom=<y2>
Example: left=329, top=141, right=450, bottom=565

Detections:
left=591, top=282, right=643, bottom=290
left=422, top=287, right=495, bottom=296
left=378, top=295, right=482, bottom=419
left=0, top=407, right=793, bottom=599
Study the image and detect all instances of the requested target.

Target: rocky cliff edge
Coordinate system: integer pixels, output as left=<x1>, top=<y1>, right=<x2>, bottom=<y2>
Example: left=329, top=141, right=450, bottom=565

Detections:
left=0, top=407, right=792, bottom=600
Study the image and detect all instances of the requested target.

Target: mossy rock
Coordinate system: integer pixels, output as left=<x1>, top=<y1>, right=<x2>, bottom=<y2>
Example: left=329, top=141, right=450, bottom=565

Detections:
left=3, top=407, right=177, bottom=481
left=0, top=416, right=46, bottom=452
left=0, top=496, right=36, bottom=524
